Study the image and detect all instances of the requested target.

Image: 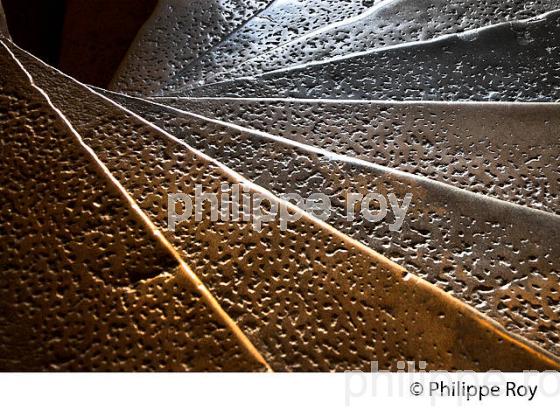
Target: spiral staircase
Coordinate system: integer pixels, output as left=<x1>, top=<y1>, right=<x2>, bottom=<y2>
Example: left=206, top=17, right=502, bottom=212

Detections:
left=1, top=0, right=560, bottom=371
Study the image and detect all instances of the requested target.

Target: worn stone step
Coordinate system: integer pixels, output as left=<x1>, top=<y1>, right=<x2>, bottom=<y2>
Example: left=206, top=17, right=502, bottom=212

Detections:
left=165, top=0, right=371, bottom=92
left=205, top=0, right=560, bottom=87
left=0, top=40, right=265, bottom=372
left=151, top=96, right=560, bottom=215
left=109, top=0, right=273, bottom=96
left=180, top=10, right=560, bottom=101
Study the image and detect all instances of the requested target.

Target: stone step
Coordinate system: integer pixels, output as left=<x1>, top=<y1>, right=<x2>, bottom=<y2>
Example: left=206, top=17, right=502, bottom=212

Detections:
left=151, top=96, right=560, bottom=215
left=201, top=0, right=560, bottom=88
left=164, top=0, right=371, bottom=92
left=0, top=40, right=264, bottom=371
left=180, top=10, right=560, bottom=101
left=109, top=0, right=273, bottom=96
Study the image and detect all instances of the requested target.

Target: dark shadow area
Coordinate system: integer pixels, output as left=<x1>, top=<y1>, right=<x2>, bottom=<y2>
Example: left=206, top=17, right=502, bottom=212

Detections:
left=2, top=0, right=66, bottom=67
left=2, top=0, right=157, bottom=87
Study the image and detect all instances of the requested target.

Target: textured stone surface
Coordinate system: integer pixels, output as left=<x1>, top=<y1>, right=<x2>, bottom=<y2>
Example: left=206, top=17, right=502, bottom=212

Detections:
left=13, top=43, right=560, bottom=371
left=153, top=97, right=560, bottom=215
left=109, top=0, right=271, bottom=96
left=164, top=0, right=370, bottom=91
left=0, top=41, right=264, bottom=371
left=113, top=93, right=560, bottom=358
left=181, top=10, right=560, bottom=101
left=207, top=0, right=560, bottom=86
